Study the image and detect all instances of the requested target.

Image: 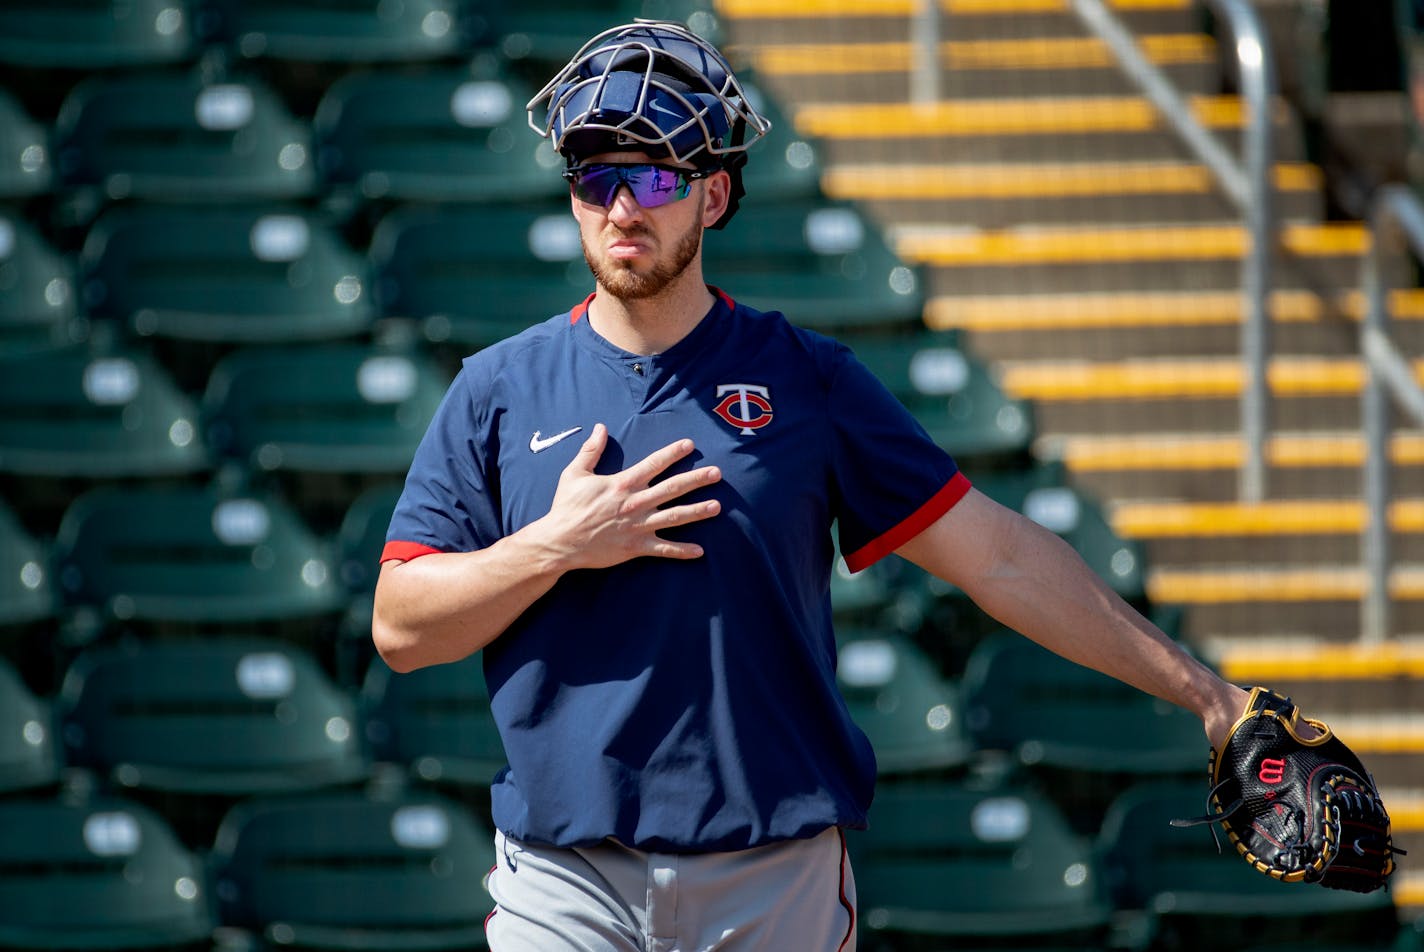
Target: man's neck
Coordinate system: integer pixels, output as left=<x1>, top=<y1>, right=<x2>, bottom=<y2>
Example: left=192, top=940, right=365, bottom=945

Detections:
left=586, top=272, right=717, bottom=356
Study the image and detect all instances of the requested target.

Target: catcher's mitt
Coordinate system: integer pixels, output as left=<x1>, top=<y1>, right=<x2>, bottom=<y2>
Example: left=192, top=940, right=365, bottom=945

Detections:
left=1171, top=686, right=1403, bottom=893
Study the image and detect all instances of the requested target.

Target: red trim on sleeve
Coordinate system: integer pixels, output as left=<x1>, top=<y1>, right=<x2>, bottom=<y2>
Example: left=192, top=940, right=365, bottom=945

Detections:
left=842, top=472, right=972, bottom=573
left=569, top=292, right=596, bottom=324
left=380, top=541, right=445, bottom=563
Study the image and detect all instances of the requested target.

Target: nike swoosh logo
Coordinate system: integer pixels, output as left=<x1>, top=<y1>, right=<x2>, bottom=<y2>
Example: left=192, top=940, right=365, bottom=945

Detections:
left=648, top=99, right=683, bottom=119
left=529, top=427, right=582, bottom=453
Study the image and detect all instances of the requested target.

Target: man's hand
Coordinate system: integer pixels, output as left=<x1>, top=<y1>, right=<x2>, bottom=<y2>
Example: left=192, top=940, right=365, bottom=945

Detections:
left=532, top=422, right=723, bottom=570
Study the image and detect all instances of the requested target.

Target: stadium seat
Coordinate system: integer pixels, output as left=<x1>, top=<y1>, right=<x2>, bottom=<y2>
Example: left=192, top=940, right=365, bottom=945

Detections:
left=314, top=62, right=566, bottom=204
left=960, top=632, right=1203, bottom=776
left=0, top=345, right=207, bottom=482
left=1097, top=781, right=1400, bottom=950
left=0, top=0, right=199, bottom=69
left=0, top=794, right=213, bottom=950
left=0, top=211, right=81, bottom=355
left=848, top=777, right=1113, bottom=946
left=54, top=69, right=316, bottom=201
left=210, top=787, right=496, bottom=950
left=81, top=204, right=373, bottom=345
left=332, top=483, right=402, bottom=684
left=488, top=0, right=720, bottom=72
left=0, top=88, right=51, bottom=199
left=204, top=343, right=447, bottom=475
left=207, top=0, right=467, bottom=63
left=701, top=197, right=925, bottom=334
left=734, top=69, right=825, bottom=203
left=370, top=200, right=591, bottom=349
left=0, top=497, right=54, bottom=630
left=0, top=655, right=57, bottom=795
left=57, top=636, right=368, bottom=844
left=836, top=631, right=970, bottom=777
left=847, top=328, right=1035, bottom=468
left=53, top=483, right=346, bottom=629
left=336, top=482, right=403, bottom=595
left=361, top=653, right=507, bottom=798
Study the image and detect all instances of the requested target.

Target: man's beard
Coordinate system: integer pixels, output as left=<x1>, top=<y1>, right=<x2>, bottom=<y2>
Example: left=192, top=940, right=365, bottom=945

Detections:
left=583, top=202, right=705, bottom=301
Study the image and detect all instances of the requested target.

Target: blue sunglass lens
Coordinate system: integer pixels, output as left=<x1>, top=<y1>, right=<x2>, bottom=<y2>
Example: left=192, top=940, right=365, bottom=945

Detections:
left=571, top=165, right=694, bottom=208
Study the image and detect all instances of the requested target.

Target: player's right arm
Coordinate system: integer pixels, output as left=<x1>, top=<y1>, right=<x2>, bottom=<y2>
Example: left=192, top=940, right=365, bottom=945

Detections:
left=372, top=423, right=721, bottom=672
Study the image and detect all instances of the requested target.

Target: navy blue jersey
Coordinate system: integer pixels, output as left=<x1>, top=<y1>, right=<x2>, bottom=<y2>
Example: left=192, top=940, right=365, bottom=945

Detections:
left=384, top=290, right=968, bottom=852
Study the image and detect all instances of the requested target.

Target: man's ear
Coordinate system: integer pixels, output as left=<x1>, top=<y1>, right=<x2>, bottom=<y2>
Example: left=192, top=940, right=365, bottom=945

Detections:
left=701, top=169, right=732, bottom=228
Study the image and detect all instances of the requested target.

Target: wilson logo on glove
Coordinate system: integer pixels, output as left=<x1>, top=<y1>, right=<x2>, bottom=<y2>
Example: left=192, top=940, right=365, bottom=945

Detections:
left=1258, top=758, right=1286, bottom=784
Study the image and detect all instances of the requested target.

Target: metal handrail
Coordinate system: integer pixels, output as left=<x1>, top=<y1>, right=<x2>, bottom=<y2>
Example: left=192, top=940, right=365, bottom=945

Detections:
left=1361, top=183, right=1424, bottom=643
left=1070, top=0, right=1277, bottom=502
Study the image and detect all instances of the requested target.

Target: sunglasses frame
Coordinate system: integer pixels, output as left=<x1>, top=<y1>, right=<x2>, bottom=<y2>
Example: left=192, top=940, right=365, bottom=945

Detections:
left=563, top=162, right=714, bottom=209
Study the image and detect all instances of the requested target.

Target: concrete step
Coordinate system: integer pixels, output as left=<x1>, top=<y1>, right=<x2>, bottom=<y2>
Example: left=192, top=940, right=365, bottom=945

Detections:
left=827, top=160, right=1324, bottom=228
left=928, top=289, right=1424, bottom=361
left=793, top=94, right=1306, bottom=164
left=1213, top=637, right=1424, bottom=711
left=1049, top=431, right=1424, bottom=503
left=898, top=220, right=1393, bottom=296
left=1148, top=564, right=1424, bottom=641
left=1112, top=498, right=1424, bottom=566
left=741, top=34, right=1220, bottom=102
left=714, top=0, right=1202, bottom=43
left=996, top=353, right=1421, bottom=433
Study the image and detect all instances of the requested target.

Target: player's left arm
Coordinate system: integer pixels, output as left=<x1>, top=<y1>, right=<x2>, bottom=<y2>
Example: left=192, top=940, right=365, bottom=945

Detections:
left=894, top=487, right=1247, bottom=749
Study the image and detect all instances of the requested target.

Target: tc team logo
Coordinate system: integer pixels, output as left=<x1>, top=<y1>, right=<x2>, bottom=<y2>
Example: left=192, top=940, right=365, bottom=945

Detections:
left=713, top=384, right=773, bottom=435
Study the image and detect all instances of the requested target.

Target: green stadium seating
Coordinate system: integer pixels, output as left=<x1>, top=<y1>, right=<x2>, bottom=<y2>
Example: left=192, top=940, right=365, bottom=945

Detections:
left=370, top=200, right=592, bottom=348
left=489, top=0, right=720, bottom=72
left=57, top=636, right=368, bottom=846
left=0, top=346, right=208, bottom=482
left=203, top=341, right=448, bottom=534
left=209, top=0, right=467, bottom=63
left=0, top=497, right=55, bottom=629
left=361, top=653, right=507, bottom=794
left=210, top=788, right=496, bottom=949
left=1098, top=781, right=1400, bottom=950
left=58, top=637, right=366, bottom=794
left=0, top=211, right=80, bottom=355
left=829, top=545, right=925, bottom=633
left=701, top=197, right=925, bottom=333
left=836, top=630, right=970, bottom=777
left=849, top=777, right=1113, bottom=946
left=0, top=88, right=51, bottom=199
left=314, top=62, right=565, bottom=204
left=336, top=482, right=402, bottom=595
left=55, top=69, right=316, bottom=201
left=732, top=69, right=826, bottom=203
left=81, top=204, right=373, bottom=344
left=203, top=343, right=449, bottom=476
left=332, top=483, right=402, bottom=685
left=53, top=483, right=346, bottom=628
left=0, top=794, right=214, bottom=950
left=848, top=328, right=1035, bottom=467
left=0, top=0, right=198, bottom=69
left=960, top=632, right=1202, bottom=776
left=0, top=655, right=57, bottom=795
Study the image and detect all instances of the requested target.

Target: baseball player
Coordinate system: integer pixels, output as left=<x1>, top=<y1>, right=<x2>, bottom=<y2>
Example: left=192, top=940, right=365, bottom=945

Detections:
left=372, top=20, right=1251, bottom=951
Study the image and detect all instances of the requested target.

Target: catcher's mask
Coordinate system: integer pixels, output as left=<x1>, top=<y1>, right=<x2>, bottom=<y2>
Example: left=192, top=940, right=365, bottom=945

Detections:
left=526, top=19, right=771, bottom=229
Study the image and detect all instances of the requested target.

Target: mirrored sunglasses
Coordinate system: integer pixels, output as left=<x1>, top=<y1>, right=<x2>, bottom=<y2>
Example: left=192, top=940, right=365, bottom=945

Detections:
left=563, top=163, right=712, bottom=209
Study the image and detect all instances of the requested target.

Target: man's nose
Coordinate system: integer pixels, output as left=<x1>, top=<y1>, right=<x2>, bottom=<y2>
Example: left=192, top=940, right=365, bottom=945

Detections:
left=606, top=185, right=646, bottom=224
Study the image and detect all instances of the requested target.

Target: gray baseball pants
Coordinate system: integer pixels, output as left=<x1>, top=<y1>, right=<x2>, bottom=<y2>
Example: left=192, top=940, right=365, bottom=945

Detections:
left=485, top=826, right=857, bottom=951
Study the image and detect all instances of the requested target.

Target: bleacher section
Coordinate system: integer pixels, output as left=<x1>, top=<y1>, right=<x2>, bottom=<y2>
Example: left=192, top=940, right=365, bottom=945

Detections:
left=0, top=1, right=1419, bottom=949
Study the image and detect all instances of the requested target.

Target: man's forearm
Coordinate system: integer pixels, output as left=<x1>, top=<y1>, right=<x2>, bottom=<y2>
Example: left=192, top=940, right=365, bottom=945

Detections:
left=371, top=529, right=567, bottom=672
